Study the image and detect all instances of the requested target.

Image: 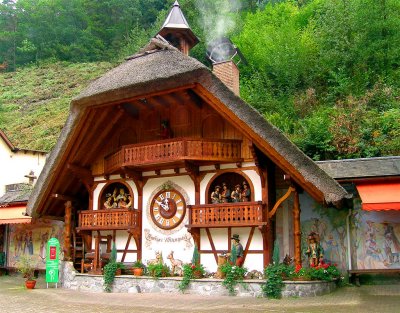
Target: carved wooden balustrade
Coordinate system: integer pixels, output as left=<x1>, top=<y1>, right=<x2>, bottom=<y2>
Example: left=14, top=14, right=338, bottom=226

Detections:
left=187, top=201, right=267, bottom=228
left=105, top=138, right=242, bottom=173
left=77, top=209, right=139, bottom=231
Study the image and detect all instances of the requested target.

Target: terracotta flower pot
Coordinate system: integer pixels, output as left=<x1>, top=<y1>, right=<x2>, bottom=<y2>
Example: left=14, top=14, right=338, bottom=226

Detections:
left=25, top=280, right=36, bottom=289
left=132, top=267, right=143, bottom=276
left=193, top=270, right=203, bottom=279
left=115, top=268, right=122, bottom=276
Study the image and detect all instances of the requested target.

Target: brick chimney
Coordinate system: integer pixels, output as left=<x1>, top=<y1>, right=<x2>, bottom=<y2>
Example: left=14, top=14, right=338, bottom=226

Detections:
left=206, top=37, right=245, bottom=97
left=212, top=60, right=240, bottom=96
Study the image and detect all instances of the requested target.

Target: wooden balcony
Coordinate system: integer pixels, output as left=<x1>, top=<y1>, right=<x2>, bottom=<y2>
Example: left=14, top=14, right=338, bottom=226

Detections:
left=187, top=201, right=267, bottom=228
left=105, top=137, right=242, bottom=173
left=77, top=209, right=140, bottom=231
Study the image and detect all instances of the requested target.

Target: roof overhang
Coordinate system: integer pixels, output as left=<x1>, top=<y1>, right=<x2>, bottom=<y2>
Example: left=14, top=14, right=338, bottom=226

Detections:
left=356, top=182, right=400, bottom=211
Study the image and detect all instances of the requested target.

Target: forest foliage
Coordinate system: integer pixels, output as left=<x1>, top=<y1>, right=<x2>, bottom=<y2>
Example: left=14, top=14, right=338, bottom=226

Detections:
left=0, top=0, right=399, bottom=158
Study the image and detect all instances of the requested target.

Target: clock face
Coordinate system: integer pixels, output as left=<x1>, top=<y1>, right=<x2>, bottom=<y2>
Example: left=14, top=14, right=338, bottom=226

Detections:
left=150, top=189, right=186, bottom=230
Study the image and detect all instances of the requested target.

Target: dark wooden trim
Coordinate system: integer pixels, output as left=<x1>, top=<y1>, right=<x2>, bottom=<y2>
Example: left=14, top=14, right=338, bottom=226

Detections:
left=293, top=188, right=301, bottom=266
left=205, top=228, right=218, bottom=264
left=243, top=227, right=255, bottom=261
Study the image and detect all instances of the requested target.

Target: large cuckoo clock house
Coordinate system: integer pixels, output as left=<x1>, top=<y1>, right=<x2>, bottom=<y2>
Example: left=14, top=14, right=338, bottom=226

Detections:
left=27, top=1, right=349, bottom=274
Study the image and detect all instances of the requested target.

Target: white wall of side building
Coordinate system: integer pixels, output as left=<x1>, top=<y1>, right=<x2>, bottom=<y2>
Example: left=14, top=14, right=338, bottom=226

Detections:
left=0, top=138, right=46, bottom=196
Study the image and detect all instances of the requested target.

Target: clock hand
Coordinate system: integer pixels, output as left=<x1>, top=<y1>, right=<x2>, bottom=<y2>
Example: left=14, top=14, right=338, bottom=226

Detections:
left=163, top=199, right=170, bottom=211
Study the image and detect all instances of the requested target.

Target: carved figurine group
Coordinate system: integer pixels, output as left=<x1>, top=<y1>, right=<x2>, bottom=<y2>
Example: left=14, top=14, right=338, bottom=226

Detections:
left=210, top=181, right=251, bottom=204
left=103, top=187, right=133, bottom=210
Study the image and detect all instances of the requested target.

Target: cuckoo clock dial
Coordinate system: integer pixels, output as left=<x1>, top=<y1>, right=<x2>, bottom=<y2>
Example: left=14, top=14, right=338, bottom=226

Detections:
left=150, top=189, right=186, bottom=230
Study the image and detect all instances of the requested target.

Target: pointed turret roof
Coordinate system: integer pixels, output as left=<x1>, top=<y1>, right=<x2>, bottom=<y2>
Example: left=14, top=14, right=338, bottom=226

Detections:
left=157, top=1, right=199, bottom=52
left=162, top=1, right=191, bottom=29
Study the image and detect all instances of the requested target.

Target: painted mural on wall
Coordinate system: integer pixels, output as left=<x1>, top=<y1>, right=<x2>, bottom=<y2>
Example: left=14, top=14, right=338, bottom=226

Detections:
left=300, top=194, right=348, bottom=270
left=7, top=219, right=64, bottom=269
left=351, top=199, right=400, bottom=269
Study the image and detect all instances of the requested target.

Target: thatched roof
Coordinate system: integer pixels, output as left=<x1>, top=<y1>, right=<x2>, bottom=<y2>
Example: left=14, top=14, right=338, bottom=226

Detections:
left=27, top=39, right=350, bottom=215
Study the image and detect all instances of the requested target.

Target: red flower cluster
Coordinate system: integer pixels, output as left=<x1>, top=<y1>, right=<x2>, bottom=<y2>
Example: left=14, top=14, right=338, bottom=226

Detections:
left=310, top=260, right=333, bottom=270
left=294, top=264, right=302, bottom=273
left=191, top=264, right=196, bottom=270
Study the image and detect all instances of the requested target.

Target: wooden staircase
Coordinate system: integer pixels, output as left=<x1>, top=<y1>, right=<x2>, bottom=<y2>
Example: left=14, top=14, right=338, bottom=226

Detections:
left=72, top=231, right=85, bottom=271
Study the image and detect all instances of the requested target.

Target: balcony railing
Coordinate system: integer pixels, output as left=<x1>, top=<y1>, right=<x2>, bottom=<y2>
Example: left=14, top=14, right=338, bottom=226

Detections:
left=77, top=209, right=139, bottom=231
left=187, top=201, right=267, bottom=228
left=105, top=138, right=242, bottom=173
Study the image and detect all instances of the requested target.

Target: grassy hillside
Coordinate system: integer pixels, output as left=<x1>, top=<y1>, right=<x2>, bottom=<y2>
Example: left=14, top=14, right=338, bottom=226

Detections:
left=0, top=62, right=113, bottom=151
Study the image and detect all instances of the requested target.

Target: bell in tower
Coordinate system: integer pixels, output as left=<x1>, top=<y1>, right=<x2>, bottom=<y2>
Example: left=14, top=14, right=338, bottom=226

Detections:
left=156, top=1, right=199, bottom=55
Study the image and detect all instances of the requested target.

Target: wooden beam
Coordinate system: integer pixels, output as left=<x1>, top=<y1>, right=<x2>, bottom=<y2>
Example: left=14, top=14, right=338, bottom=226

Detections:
left=205, top=228, right=218, bottom=264
left=51, top=193, right=76, bottom=202
left=243, top=227, right=255, bottom=261
left=293, top=188, right=302, bottom=266
left=268, top=186, right=295, bottom=218
left=63, top=201, right=72, bottom=261
left=67, top=163, right=94, bottom=192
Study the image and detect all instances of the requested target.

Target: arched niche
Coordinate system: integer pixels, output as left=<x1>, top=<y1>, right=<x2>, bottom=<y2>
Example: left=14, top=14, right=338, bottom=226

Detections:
left=205, top=171, right=254, bottom=204
left=98, top=181, right=134, bottom=210
left=202, top=114, right=223, bottom=139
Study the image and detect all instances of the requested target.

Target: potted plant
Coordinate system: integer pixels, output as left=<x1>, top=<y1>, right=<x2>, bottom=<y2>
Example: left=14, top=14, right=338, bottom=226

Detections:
left=132, top=260, right=145, bottom=276
left=16, top=255, right=37, bottom=289
left=147, top=262, right=170, bottom=278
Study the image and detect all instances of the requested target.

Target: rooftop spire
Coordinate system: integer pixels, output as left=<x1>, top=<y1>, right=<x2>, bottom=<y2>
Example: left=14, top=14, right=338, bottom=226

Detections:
left=156, top=1, right=199, bottom=55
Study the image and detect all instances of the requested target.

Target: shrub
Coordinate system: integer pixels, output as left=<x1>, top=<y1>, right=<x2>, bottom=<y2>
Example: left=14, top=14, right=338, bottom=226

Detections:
left=220, top=263, right=247, bottom=296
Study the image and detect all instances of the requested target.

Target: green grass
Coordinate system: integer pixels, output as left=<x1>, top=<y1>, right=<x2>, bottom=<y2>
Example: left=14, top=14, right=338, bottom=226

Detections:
left=0, top=61, right=113, bottom=151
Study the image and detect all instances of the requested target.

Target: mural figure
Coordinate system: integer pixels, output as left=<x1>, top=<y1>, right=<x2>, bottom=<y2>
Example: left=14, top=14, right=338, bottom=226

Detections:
left=365, top=232, right=386, bottom=267
left=241, top=181, right=250, bottom=202
left=221, top=182, right=231, bottom=203
left=325, top=234, right=340, bottom=262
left=306, top=232, right=323, bottom=267
left=383, top=232, right=399, bottom=264
left=211, top=185, right=221, bottom=204
left=231, top=234, right=244, bottom=267
left=231, top=184, right=241, bottom=203
left=14, top=232, right=23, bottom=256
left=39, top=231, right=49, bottom=260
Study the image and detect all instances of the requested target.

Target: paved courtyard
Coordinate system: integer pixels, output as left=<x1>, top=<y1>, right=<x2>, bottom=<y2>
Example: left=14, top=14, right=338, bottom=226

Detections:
left=0, top=275, right=399, bottom=313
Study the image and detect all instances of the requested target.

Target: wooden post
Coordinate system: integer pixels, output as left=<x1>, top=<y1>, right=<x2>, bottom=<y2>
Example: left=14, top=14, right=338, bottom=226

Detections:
left=293, top=188, right=302, bottom=266
left=64, top=201, right=72, bottom=261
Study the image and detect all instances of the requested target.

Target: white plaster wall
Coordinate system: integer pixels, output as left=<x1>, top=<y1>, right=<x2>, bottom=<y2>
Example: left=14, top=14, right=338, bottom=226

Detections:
left=141, top=176, right=195, bottom=266
left=92, top=182, right=106, bottom=210
left=242, top=169, right=262, bottom=201
left=0, top=139, right=46, bottom=196
left=199, top=227, right=264, bottom=272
